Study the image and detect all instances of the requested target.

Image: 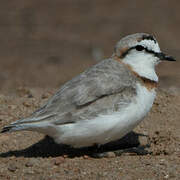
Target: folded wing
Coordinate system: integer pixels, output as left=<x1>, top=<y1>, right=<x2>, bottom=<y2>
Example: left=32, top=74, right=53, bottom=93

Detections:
left=6, top=58, right=137, bottom=128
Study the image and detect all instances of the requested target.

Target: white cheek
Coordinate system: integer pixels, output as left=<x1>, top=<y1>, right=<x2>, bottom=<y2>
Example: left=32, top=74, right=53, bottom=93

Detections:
left=122, top=51, right=159, bottom=82
left=125, top=50, right=157, bottom=64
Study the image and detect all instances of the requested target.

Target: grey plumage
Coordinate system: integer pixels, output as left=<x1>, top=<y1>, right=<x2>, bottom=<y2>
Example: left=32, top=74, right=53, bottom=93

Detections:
left=1, top=32, right=175, bottom=148
left=2, top=58, right=138, bottom=133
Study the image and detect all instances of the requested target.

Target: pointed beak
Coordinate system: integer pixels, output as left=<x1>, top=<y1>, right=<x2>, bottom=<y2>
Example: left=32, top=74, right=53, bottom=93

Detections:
left=155, top=52, right=176, bottom=61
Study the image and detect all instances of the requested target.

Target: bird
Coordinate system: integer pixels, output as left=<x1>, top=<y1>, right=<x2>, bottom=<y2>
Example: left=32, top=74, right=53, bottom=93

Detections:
left=1, top=33, right=175, bottom=149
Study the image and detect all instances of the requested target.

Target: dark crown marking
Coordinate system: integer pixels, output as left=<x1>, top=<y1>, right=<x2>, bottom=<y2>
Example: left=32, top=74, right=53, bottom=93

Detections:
left=117, top=34, right=157, bottom=58
left=142, top=35, right=156, bottom=44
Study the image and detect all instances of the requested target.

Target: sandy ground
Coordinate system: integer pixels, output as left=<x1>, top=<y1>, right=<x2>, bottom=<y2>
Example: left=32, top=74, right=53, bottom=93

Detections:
left=0, top=87, right=179, bottom=180
left=0, top=0, right=180, bottom=179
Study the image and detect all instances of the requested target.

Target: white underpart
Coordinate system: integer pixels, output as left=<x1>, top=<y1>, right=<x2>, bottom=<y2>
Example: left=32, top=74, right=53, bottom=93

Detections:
left=52, top=83, right=156, bottom=148
left=123, top=40, right=161, bottom=82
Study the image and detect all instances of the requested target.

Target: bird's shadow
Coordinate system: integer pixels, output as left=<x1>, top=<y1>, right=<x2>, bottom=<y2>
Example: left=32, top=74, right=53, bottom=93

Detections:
left=0, top=131, right=150, bottom=158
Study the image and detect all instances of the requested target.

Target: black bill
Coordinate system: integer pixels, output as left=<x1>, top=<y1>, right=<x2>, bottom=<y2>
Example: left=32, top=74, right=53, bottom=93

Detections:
left=155, top=52, right=176, bottom=61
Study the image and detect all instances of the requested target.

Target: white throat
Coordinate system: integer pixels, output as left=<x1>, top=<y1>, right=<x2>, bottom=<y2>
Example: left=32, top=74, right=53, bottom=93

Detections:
left=122, top=52, right=159, bottom=82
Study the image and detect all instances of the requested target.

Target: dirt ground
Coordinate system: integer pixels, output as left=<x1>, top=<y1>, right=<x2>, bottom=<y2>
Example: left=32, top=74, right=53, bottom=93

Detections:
left=0, top=1, right=180, bottom=180
left=0, top=88, right=179, bottom=179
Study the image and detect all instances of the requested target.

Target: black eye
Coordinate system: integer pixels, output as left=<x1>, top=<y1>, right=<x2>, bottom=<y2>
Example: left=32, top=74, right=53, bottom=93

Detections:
left=135, top=45, right=144, bottom=51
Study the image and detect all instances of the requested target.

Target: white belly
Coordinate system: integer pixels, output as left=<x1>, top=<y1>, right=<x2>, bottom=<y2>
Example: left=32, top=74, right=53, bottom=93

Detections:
left=53, top=83, right=156, bottom=148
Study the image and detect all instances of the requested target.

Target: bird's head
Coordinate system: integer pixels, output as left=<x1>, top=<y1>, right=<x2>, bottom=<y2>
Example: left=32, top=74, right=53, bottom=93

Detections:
left=113, top=33, right=175, bottom=82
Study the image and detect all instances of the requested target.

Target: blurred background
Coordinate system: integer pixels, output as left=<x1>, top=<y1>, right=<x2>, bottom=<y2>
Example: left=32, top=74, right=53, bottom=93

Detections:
left=0, top=0, right=179, bottom=94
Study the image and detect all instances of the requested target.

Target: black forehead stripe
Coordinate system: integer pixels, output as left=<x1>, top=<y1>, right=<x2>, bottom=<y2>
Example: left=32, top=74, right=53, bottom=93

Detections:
left=142, top=35, right=156, bottom=44
left=120, top=46, right=156, bottom=58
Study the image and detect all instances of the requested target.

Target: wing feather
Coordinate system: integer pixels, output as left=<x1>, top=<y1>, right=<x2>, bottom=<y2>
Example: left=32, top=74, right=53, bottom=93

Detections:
left=13, top=58, right=137, bottom=125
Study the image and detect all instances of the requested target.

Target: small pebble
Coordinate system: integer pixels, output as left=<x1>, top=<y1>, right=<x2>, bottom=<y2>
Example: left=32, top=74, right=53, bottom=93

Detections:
left=25, top=161, right=33, bottom=167
left=8, top=164, right=17, bottom=172
left=28, top=94, right=33, bottom=98
left=41, top=93, right=49, bottom=99
left=106, top=152, right=116, bottom=158
left=63, top=155, right=68, bottom=158
left=25, top=159, right=39, bottom=167
left=93, top=151, right=116, bottom=158
left=83, top=155, right=89, bottom=159
left=54, top=157, right=65, bottom=165
left=23, top=101, right=31, bottom=107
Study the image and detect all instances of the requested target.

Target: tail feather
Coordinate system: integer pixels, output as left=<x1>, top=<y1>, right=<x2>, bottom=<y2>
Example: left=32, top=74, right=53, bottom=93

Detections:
left=1, top=124, right=26, bottom=133
left=1, top=126, right=14, bottom=133
left=1, top=117, right=44, bottom=133
left=1, top=119, right=53, bottom=134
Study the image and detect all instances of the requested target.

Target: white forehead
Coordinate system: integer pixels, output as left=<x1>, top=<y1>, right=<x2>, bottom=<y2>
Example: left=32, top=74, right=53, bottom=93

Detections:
left=136, top=39, right=161, bottom=53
